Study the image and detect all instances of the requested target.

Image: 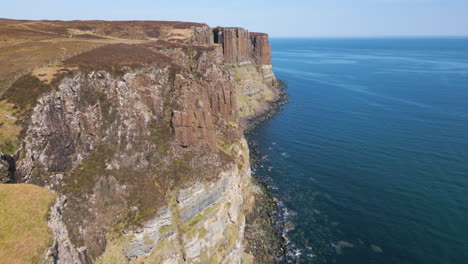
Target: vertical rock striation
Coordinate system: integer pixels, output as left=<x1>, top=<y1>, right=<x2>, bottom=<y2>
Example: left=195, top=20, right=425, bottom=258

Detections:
left=213, top=27, right=272, bottom=65
left=1, top=20, right=284, bottom=264
left=250, top=32, right=272, bottom=65
left=212, top=26, right=285, bottom=129
left=213, top=27, right=250, bottom=62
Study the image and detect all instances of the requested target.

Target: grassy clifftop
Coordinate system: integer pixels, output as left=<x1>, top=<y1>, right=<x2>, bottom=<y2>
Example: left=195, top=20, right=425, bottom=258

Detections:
left=0, top=19, right=208, bottom=95
left=0, top=184, right=56, bottom=264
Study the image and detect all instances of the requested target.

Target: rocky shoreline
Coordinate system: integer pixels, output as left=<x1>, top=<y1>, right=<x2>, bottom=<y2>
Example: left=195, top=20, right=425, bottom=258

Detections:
left=243, top=79, right=288, bottom=135
left=248, top=139, right=301, bottom=264
left=243, top=79, right=291, bottom=263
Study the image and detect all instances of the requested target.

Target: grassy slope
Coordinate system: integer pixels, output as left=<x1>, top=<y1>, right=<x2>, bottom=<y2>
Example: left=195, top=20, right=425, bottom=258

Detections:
left=0, top=184, right=56, bottom=264
left=0, top=19, right=204, bottom=95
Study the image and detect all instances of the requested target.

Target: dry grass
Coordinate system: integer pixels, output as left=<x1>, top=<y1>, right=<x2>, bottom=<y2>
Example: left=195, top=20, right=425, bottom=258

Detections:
left=0, top=39, right=104, bottom=94
left=64, top=43, right=172, bottom=70
left=32, top=64, right=77, bottom=84
left=0, top=19, right=208, bottom=95
left=168, top=28, right=193, bottom=40
left=1, top=74, right=51, bottom=117
left=0, top=184, right=56, bottom=264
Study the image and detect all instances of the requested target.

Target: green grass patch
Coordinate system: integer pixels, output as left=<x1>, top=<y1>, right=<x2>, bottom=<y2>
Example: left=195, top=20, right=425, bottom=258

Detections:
left=158, top=224, right=173, bottom=233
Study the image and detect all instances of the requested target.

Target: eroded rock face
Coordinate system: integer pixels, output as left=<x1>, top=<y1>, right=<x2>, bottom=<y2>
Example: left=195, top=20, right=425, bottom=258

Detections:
left=169, top=67, right=237, bottom=149
left=122, top=151, right=251, bottom=263
left=3, top=22, right=282, bottom=264
left=213, top=27, right=272, bottom=65
left=125, top=207, right=173, bottom=258
left=0, top=154, right=16, bottom=183
left=213, top=27, right=250, bottom=62
left=190, top=25, right=213, bottom=45
left=47, top=195, right=85, bottom=264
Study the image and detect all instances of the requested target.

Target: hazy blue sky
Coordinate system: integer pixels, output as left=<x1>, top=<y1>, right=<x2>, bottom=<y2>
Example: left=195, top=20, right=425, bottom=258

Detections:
left=2, top=0, right=468, bottom=37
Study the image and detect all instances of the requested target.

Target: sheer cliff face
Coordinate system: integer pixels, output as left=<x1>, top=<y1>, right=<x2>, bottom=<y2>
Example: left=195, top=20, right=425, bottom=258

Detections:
left=212, top=28, right=281, bottom=124
left=250, top=33, right=272, bottom=65
left=1, top=20, right=281, bottom=264
left=213, top=27, right=272, bottom=65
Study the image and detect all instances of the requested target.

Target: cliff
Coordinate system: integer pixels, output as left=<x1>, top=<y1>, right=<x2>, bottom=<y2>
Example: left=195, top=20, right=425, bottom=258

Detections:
left=212, top=27, right=285, bottom=130
left=213, top=28, right=271, bottom=65
left=0, top=19, right=284, bottom=264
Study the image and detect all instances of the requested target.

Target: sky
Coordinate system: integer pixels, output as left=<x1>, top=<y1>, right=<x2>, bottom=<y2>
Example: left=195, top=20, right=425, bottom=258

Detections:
left=1, top=0, right=468, bottom=37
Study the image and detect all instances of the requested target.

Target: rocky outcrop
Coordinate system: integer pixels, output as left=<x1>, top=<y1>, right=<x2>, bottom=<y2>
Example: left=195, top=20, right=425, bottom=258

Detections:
left=213, top=27, right=272, bottom=65
left=212, top=26, right=285, bottom=129
left=213, top=27, right=250, bottom=62
left=190, top=25, right=213, bottom=45
left=125, top=207, right=173, bottom=258
left=0, top=20, right=283, bottom=264
left=0, top=154, right=16, bottom=183
left=47, top=195, right=87, bottom=264
left=250, top=33, right=272, bottom=65
left=170, top=65, right=237, bottom=149
left=119, top=151, right=251, bottom=263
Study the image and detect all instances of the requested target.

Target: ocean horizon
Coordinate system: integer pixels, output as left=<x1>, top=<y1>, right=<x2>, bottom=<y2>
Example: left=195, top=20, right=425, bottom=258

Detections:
left=249, top=37, right=468, bottom=264
left=270, top=36, right=468, bottom=39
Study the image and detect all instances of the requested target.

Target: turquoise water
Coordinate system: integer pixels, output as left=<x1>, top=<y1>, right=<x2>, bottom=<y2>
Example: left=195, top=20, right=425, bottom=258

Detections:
left=248, top=38, right=468, bottom=264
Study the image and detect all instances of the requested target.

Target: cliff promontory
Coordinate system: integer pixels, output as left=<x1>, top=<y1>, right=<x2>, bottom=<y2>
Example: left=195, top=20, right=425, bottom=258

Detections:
left=0, top=19, right=284, bottom=264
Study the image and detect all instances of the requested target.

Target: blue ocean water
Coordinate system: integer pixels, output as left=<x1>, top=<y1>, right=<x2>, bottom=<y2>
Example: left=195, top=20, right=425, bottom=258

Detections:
left=248, top=38, right=468, bottom=264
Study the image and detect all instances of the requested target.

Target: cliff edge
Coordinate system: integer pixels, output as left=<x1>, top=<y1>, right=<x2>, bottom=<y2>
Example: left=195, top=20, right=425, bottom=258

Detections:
left=0, top=19, right=284, bottom=264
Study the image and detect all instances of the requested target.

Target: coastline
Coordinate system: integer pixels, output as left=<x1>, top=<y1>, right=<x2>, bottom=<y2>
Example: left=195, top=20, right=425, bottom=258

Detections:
left=0, top=19, right=291, bottom=263
left=243, top=79, right=288, bottom=135
left=243, top=79, right=290, bottom=263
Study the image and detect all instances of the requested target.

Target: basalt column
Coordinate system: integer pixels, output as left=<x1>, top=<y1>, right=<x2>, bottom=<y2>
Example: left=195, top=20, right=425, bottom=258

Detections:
left=213, top=27, right=251, bottom=62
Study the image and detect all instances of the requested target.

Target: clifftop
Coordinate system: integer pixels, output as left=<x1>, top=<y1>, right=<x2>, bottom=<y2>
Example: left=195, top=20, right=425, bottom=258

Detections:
left=0, top=19, right=272, bottom=94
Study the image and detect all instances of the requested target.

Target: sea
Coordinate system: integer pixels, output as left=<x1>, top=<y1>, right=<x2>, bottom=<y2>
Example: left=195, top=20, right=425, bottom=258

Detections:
left=248, top=37, right=468, bottom=264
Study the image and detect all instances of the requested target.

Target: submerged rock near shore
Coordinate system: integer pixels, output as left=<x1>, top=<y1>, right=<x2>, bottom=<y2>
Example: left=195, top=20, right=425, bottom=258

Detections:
left=0, top=19, right=285, bottom=263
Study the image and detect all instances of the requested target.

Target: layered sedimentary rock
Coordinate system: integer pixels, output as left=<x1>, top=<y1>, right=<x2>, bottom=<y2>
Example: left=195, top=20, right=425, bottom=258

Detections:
left=116, top=150, right=251, bottom=263
left=0, top=19, right=284, bottom=264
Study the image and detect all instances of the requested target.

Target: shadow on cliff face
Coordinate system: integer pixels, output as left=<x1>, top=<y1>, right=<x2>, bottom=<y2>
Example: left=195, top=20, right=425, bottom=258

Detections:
left=0, top=153, right=16, bottom=183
